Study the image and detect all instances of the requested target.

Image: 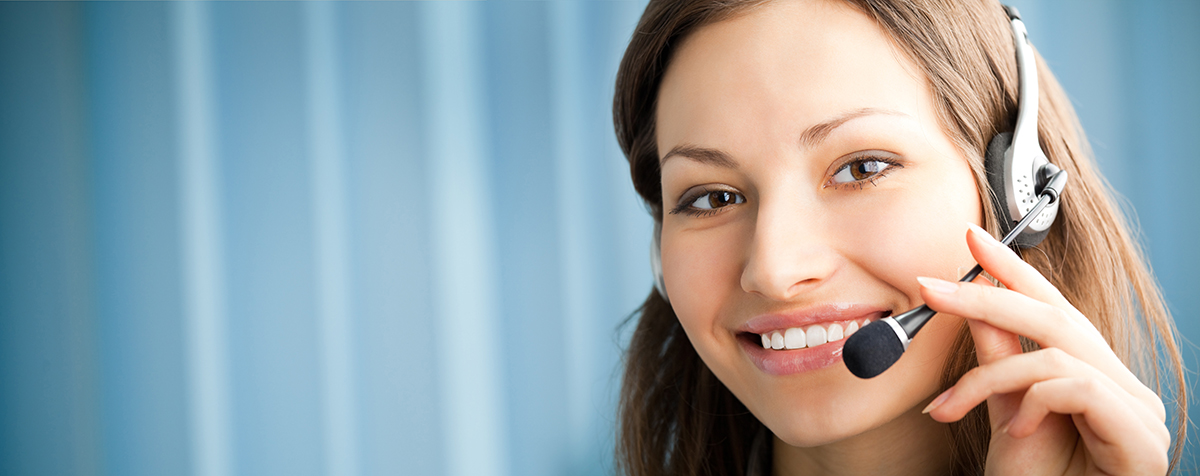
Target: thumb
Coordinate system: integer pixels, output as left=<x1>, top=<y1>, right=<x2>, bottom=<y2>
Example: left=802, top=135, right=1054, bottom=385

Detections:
left=962, top=274, right=1023, bottom=365
left=968, top=316, right=1023, bottom=365
left=959, top=276, right=1025, bottom=432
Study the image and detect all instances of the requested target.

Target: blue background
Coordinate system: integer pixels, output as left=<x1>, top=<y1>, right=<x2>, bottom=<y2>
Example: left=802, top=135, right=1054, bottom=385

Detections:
left=0, top=1, right=1195, bottom=475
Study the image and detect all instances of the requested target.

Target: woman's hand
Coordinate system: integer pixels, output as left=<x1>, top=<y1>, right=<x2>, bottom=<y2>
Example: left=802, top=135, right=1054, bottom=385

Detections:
left=917, top=224, right=1170, bottom=475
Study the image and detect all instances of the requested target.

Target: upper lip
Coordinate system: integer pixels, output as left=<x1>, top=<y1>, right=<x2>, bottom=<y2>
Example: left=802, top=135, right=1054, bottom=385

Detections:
left=737, top=303, right=889, bottom=334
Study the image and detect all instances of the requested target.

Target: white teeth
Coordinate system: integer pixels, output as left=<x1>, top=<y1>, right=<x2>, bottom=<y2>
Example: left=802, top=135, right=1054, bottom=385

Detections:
left=827, top=323, right=844, bottom=341
left=806, top=325, right=827, bottom=348
left=784, top=327, right=806, bottom=349
left=760, top=320, right=871, bottom=351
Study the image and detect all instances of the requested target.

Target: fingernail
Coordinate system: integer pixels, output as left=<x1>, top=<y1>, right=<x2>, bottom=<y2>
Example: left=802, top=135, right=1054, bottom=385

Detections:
left=917, top=276, right=958, bottom=294
left=967, top=223, right=1002, bottom=247
left=923, top=388, right=953, bottom=414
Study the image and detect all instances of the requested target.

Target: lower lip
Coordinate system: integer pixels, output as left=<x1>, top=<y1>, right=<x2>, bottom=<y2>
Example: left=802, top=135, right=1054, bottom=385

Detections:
left=739, top=336, right=847, bottom=375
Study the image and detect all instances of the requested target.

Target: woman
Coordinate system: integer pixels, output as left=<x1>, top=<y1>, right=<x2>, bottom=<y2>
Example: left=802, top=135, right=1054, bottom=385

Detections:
left=612, top=0, right=1187, bottom=474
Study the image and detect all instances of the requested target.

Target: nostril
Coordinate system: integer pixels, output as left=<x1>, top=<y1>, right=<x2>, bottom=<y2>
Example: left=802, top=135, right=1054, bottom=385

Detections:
left=739, top=252, right=839, bottom=302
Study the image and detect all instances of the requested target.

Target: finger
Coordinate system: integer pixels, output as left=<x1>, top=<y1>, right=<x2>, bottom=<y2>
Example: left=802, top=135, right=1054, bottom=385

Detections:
left=1006, top=378, right=1170, bottom=474
left=918, top=275, right=1091, bottom=351
left=960, top=274, right=1022, bottom=366
left=918, top=277, right=1162, bottom=412
left=927, top=348, right=1161, bottom=429
left=965, top=223, right=1074, bottom=311
left=965, top=316, right=1020, bottom=366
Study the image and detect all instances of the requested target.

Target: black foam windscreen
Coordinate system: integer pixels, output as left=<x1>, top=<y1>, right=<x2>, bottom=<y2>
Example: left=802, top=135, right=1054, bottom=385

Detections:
left=984, top=132, right=1050, bottom=248
left=842, top=321, right=906, bottom=379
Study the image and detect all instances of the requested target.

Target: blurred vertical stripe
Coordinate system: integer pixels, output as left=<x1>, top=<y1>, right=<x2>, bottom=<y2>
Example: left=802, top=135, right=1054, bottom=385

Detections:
left=0, top=3, right=102, bottom=476
left=175, top=3, right=232, bottom=476
left=304, top=3, right=359, bottom=476
left=419, top=3, right=508, bottom=476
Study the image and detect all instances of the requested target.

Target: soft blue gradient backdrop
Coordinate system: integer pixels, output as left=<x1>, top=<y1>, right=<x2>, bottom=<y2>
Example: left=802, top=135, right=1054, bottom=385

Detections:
left=0, top=1, right=1195, bottom=475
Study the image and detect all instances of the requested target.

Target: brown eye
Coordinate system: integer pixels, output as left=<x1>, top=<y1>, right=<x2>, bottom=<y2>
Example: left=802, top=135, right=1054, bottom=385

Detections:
left=832, top=159, right=894, bottom=185
left=709, top=191, right=737, bottom=208
left=689, top=190, right=745, bottom=210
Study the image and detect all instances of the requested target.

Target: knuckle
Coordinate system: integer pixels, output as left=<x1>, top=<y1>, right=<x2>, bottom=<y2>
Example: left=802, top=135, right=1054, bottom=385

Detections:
left=976, top=337, right=1013, bottom=359
left=1026, top=380, right=1047, bottom=398
left=1156, top=423, right=1172, bottom=448
left=1127, top=385, right=1167, bottom=423
left=1143, top=394, right=1168, bottom=423
left=1040, top=347, right=1070, bottom=368
left=960, top=364, right=998, bottom=388
left=960, top=366, right=983, bottom=383
left=1078, top=377, right=1104, bottom=395
left=956, top=367, right=988, bottom=395
left=1047, top=305, right=1074, bottom=327
left=1147, top=443, right=1170, bottom=474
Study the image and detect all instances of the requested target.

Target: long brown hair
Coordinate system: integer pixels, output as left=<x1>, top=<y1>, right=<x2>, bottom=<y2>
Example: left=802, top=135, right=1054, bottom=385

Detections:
left=612, top=1, right=1189, bottom=475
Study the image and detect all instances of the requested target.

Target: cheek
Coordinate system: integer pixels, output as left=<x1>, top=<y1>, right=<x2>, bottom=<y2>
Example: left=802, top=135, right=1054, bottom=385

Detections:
left=660, top=223, right=747, bottom=352
left=841, top=169, right=983, bottom=299
left=836, top=165, right=980, bottom=407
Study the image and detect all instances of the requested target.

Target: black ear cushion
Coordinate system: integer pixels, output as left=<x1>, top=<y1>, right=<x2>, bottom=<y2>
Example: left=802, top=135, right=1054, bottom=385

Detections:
left=984, top=132, right=1051, bottom=249
left=985, top=132, right=1016, bottom=236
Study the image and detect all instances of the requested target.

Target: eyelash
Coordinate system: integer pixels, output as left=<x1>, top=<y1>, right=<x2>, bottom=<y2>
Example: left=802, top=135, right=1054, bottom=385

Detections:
left=670, top=155, right=904, bottom=217
left=827, top=155, right=903, bottom=190
left=670, top=187, right=740, bottom=217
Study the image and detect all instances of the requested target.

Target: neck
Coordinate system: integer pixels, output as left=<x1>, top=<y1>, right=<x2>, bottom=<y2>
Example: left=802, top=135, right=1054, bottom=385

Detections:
left=772, top=405, right=953, bottom=476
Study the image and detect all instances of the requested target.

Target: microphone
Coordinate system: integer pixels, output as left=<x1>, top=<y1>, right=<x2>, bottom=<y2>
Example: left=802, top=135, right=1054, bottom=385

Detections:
left=843, top=167, right=1067, bottom=379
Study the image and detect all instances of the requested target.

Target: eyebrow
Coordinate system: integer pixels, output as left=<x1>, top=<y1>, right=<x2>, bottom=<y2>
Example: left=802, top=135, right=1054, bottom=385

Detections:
left=797, top=107, right=907, bottom=150
left=660, top=144, right=737, bottom=168
left=660, top=107, right=908, bottom=167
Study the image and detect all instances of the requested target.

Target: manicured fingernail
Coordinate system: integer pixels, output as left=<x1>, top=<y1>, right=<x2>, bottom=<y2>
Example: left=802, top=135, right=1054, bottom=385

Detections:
left=917, top=276, right=958, bottom=294
left=923, top=388, right=953, bottom=414
left=967, top=223, right=1002, bottom=247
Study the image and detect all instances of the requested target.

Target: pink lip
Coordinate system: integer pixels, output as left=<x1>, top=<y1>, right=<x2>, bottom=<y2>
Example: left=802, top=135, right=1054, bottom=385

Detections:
left=739, top=303, right=887, bottom=334
left=736, top=304, right=889, bottom=375
left=741, top=337, right=851, bottom=375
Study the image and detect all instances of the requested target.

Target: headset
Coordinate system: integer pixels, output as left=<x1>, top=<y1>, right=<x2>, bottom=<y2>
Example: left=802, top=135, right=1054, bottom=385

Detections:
left=649, top=6, right=1068, bottom=379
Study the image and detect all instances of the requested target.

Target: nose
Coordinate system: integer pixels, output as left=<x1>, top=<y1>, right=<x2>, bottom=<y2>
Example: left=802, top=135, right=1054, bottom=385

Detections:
left=740, top=199, right=839, bottom=301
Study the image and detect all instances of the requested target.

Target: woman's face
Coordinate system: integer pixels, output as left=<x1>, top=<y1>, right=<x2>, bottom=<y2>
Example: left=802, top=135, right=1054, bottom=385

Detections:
left=656, top=0, right=982, bottom=447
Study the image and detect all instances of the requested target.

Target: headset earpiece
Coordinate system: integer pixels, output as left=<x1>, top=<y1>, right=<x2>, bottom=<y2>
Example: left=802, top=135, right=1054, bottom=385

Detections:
left=985, top=132, right=1053, bottom=248
left=983, top=5, right=1061, bottom=249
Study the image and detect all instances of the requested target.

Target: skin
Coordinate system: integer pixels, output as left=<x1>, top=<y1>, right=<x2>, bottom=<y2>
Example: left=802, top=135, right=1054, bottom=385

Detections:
left=654, top=1, right=1169, bottom=475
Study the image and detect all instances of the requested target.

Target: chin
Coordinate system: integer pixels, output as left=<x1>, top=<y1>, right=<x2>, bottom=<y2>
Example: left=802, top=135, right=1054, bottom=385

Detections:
left=762, top=401, right=893, bottom=447
left=749, top=375, right=904, bottom=448
left=717, top=321, right=959, bottom=449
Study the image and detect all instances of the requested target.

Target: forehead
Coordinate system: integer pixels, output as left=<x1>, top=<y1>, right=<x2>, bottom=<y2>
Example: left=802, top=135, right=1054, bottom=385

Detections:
left=655, top=0, right=930, bottom=155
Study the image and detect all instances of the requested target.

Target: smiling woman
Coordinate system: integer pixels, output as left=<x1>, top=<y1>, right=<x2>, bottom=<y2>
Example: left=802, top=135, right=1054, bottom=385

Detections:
left=613, top=1, right=1186, bottom=475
